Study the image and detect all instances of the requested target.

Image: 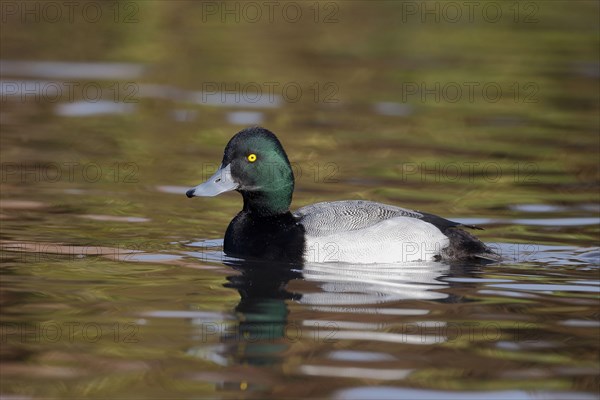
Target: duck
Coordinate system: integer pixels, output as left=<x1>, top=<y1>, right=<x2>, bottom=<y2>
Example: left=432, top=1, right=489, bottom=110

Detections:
left=186, top=127, right=500, bottom=264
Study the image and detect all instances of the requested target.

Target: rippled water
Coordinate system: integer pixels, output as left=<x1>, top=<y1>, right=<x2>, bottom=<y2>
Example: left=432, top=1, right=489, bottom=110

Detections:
left=1, top=1, right=599, bottom=399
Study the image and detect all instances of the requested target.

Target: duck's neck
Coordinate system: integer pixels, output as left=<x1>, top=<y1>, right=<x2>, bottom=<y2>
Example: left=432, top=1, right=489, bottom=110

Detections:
left=240, top=185, right=293, bottom=217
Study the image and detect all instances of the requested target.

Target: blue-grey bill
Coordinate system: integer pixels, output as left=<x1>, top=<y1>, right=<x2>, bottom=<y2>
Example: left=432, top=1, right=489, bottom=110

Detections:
left=186, top=164, right=238, bottom=197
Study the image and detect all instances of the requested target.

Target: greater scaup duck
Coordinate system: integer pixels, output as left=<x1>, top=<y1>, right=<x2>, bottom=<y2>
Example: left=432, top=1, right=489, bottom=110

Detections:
left=186, top=127, right=499, bottom=264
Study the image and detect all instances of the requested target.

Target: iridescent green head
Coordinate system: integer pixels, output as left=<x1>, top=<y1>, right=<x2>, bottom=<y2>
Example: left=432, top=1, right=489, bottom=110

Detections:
left=186, top=127, right=294, bottom=216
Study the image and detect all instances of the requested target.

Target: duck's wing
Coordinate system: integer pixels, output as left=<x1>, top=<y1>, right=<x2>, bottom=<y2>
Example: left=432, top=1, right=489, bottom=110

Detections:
left=294, top=200, right=451, bottom=237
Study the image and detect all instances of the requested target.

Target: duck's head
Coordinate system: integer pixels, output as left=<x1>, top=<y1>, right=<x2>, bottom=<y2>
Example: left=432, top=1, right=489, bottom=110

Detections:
left=186, top=127, right=295, bottom=216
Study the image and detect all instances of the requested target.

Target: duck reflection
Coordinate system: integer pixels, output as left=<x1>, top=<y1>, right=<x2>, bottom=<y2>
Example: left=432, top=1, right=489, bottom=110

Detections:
left=194, top=253, right=460, bottom=368
left=183, top=246, right=494, bottom=392
left=220, top=259, right=302, bottom=366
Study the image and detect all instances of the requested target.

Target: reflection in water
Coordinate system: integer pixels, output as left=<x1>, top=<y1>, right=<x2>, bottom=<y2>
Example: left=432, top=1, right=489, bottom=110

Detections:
left=55, top=100, right=136, bottom=117
left=372, top=101, right=414, bottom=117
left=2, top=236, right=598, bottom=397
left=182, top=246, right=527, bottom=396
left=184, top=242, right=466, bottom=392
left=0, top=61, right=279, bottom=123
left=301, top=261, right=450, bottom=304
left=222, top=260, right=302, bottom=366
left=226, top=111, right=264, bottom=125
left=0, top=60, right=144, bottom=79
left=334, top=387, right=598, bottom=400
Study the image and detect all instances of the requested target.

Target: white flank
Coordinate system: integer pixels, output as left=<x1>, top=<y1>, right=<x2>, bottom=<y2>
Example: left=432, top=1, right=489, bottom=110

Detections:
left=303, top=216, right=449, bottom=263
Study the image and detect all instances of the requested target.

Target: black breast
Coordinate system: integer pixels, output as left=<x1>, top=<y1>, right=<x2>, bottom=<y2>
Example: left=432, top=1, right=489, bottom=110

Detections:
left=224, top=211, right=306, bottom=263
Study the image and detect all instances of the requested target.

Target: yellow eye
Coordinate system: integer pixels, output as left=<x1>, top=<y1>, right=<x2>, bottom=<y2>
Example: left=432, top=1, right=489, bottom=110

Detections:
left=247, top=153, right=257, bottom=162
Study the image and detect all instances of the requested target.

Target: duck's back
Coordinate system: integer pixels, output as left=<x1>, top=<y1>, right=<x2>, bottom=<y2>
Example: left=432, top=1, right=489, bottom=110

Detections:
left=294, top=200, right=425, bottom=235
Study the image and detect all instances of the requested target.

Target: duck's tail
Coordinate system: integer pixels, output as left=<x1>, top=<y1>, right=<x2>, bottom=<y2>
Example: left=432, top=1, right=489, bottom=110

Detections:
left=441, top=227, right=502, bottom=262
